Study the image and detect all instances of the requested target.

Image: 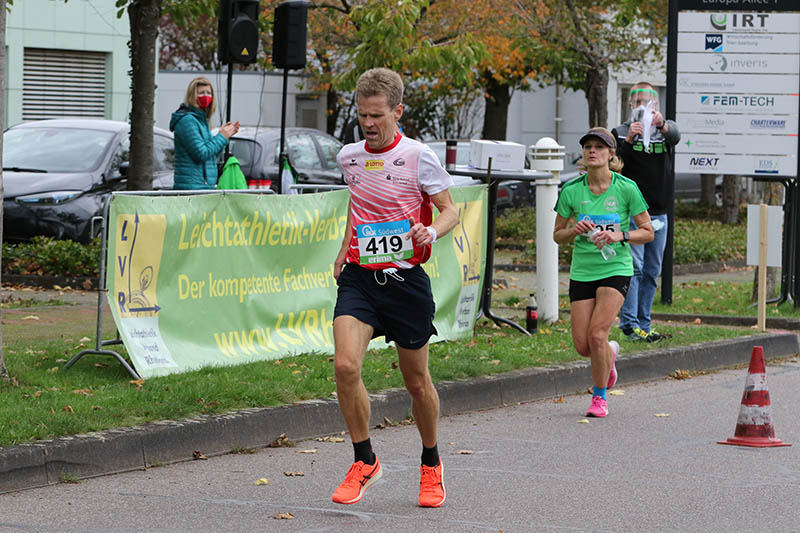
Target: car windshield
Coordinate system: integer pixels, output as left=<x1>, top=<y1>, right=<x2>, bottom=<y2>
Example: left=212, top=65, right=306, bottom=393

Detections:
left=3, top=127, right=116, bottom=172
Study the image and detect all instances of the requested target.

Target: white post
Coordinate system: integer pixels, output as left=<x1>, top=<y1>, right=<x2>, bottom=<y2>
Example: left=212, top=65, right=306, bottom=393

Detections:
left=529, top=137, right=565, bottom=325
left=536, top=173, right=560, bottom=324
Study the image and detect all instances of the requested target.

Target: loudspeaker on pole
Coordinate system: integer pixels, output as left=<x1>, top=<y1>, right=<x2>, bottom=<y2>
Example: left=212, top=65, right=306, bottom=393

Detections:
left=272, top=1, right=308, bottom=70
left=218, top=0, right=260, bottom=65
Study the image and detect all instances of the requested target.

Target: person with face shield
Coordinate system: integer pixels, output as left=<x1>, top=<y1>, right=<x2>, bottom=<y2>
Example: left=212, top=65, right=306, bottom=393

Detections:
left=170, top=76, right=240, bottom=190
left=612, top=82, right=680, bottom=342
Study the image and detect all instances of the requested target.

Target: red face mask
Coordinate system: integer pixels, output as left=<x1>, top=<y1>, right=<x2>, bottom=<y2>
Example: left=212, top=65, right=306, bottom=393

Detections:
left=196, top=95, right=213, bottom=109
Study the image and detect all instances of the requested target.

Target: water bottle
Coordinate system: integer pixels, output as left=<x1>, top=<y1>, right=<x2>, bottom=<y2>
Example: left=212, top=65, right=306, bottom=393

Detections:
left=525, top=293, right=538, bottom=334
left=588, top=227, right=616, bottom=261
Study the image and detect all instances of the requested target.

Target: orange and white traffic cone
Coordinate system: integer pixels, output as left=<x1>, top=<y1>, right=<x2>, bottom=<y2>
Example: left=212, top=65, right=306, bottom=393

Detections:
left=718, top=345, right=791, bottom=448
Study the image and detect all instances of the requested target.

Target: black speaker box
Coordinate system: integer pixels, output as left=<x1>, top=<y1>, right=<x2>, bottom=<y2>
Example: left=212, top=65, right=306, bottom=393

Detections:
left=219, top=0, right=260, bottom=65
left=272, top=1, right=308, bottom=70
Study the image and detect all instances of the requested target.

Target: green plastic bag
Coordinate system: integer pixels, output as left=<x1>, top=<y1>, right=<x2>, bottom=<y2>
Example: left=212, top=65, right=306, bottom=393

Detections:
left=217, top=156, right=248, bottom=190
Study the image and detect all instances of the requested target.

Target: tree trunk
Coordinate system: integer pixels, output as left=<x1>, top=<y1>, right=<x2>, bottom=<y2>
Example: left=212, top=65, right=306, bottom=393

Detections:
left=752, top=181, right=783, bottom=302
left=127, top=0, right=161, bottom=191
left=480, top=72, right=510, bottom=141
left=585, top=65, right=609, bottom=128
left=699, top=174, right=717, bottom=206
left=721, top=174, right=740, bottom=224
left=0, top=0, right=8, bottom=381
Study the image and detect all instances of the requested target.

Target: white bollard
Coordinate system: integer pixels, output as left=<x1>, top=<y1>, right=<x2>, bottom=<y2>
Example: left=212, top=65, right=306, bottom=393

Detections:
left=529, top=137, right=565, bottom=324
left=535, top=173, right=560, bottom=324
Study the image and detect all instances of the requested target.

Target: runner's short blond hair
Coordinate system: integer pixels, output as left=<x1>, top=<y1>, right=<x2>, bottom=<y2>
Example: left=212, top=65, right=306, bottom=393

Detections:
left=356, top=68, right=404, bottom=108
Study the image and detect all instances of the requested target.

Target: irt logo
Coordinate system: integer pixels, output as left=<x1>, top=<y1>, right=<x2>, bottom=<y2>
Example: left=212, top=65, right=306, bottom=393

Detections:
left=705, top=34, right=723, bottom=52
left=710, top=13, right=768, bottom=31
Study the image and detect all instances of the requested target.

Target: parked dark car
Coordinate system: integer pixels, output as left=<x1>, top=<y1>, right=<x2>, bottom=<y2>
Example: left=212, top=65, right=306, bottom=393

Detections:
left=3, top=119, right=174, bottom=243
left=425, top=140, right=533, bottom=211
left=226, top=127, right=344, bottom=190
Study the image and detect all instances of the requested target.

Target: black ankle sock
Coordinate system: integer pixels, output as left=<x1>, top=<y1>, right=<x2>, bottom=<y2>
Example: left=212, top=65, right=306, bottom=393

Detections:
left=353, top=438, right=375, bottom=465
left=621, top=327, right=633, bottom=336
left=421, top=444, right=439, bottom=467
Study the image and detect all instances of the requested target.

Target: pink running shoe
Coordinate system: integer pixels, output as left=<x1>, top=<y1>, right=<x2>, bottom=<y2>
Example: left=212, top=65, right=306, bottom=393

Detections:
left=585, top=395, right=608, bottom=417
left=607, top=340, right=619, bottom=389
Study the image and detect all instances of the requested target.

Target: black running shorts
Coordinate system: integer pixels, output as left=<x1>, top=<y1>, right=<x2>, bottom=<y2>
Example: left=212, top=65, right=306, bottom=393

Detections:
left=569, top=275, right=631, bottom=302
left=334, top=264, right=437, bottom=350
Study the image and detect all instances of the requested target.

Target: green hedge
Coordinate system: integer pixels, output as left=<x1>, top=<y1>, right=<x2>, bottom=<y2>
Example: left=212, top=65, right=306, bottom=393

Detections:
left=2, top=237, right=102, bottom=278
left=495, top=206, right=746, bottom=265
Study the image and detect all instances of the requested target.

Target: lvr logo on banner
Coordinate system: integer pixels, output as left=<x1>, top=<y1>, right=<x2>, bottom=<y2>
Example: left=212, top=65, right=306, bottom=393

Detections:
left=115, top=212, right=167, bottom=317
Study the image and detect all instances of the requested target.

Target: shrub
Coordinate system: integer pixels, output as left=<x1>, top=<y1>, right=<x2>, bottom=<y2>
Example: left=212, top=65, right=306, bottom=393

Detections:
left=2, top=237, right=102, bottom=278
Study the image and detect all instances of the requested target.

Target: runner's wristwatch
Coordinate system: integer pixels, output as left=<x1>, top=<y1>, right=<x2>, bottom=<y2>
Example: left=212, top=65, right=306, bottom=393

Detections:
left=622, top=231, right=630, bottom=243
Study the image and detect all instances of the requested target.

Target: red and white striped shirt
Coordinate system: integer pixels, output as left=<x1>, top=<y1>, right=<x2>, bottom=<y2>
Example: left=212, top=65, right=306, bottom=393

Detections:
left=337, top=133, right=453, bottom=270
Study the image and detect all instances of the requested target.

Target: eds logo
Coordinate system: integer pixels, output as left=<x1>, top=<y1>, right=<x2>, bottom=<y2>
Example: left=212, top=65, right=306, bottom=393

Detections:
left=705, top=34, right=723, bottom=52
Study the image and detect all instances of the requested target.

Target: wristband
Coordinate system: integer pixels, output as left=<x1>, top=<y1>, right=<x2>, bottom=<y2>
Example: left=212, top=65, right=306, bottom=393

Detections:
left=426, top=226, right=437, bottom=243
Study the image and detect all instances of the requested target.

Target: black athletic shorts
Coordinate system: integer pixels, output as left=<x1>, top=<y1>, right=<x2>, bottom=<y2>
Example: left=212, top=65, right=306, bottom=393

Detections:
left=569, top=276, right=631, bottom=302
left=334, top=264, right=437, bottom=350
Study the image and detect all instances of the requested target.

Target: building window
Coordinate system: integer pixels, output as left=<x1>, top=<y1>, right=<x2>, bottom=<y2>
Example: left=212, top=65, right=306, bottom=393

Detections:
left=23, top=48, right=108, bottom=121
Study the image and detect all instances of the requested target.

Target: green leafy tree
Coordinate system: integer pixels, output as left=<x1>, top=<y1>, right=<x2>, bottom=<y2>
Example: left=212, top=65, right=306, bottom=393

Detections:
left=116, top=0, right=218, bottom=190
left=516, top=0, right=668, bottom=128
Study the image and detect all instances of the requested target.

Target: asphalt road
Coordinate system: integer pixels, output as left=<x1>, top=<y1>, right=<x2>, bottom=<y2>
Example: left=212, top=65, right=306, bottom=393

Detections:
left=1, top=357, right=798, bottom=532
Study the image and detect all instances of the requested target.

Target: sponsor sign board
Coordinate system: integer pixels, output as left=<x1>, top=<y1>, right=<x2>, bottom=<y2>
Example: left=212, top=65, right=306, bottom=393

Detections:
left=673, top=9, right=799, bottom=177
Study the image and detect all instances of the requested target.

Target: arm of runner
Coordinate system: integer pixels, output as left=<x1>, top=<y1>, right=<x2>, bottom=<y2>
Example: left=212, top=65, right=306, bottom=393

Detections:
left=333, top=203, right=353, bottom=279
left=407, top=189, right=458, bottom=246
left=630, top=210, right=655, bottom=244
left=553, top=214, right=592, bottom=245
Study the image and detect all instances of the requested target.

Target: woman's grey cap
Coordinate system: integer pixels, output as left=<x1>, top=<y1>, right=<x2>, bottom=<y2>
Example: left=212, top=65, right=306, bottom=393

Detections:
left=579, top=128, right=616, bottom=149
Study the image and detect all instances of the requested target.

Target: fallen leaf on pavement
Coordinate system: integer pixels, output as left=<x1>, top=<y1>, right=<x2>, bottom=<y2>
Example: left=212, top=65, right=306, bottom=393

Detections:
left=255, top=478, right=269, bottom=485
left=315, top=436, right=345, bottom=443
left=577, top=419, right=590, bottom=424
left=273, top=513, right=294, bottom=520
left=692, top=318, right=702, bottom=324
left=193, top=450, right=207, bottom=460
left=609, top=390, right=625, bottom=396
left=297, top=449, right=317, bottom=454
left=457, top=450, right=473, bottom=455
left=553, top=396, right=564, bottom=403
left=654, top=413, right=670, bottom=417
left=284, top=471, right=304, bottom=476
left=269, top=433, right=295, bottom=448
left=22, top=315, right=40, bottom=320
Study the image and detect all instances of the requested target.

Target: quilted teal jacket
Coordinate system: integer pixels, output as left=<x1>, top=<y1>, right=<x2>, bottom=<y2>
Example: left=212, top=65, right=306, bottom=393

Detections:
left=169, top=105, right=228, bottom=190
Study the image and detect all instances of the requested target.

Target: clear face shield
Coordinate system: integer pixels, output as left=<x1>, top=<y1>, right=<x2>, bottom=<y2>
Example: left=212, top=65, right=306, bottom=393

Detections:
left=629, top=87, right=659, bottom=122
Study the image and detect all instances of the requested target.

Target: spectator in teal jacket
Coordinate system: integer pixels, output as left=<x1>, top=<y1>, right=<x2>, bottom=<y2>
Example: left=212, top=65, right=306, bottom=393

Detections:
left=169, top=77, right=239, bottom=190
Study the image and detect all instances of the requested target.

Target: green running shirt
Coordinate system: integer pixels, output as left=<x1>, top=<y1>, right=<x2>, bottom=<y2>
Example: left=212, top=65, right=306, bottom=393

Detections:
left=555, top=172, right=648, bottom=281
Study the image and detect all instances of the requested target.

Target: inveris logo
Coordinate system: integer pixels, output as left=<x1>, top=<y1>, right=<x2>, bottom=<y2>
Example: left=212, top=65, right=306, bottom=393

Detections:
left=710, top=13, right=769, bottom=31
left=705, top=34, right=723, bottom=52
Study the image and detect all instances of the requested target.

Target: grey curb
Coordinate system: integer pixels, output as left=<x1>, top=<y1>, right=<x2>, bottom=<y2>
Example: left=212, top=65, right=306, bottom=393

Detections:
left=1, top=332, right=797, bottom=494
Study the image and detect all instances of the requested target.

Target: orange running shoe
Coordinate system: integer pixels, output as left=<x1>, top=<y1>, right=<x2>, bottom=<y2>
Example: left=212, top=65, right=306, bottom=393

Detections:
left=418, top=460, right=446, bottom=507
left=331, top=457, right=382, bottom=504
